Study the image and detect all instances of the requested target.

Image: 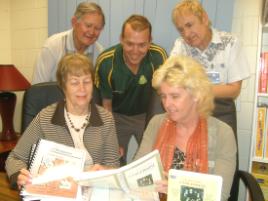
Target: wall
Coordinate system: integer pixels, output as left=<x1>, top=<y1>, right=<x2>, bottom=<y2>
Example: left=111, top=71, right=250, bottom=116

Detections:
left=48, top=0, right=235, bottom=53
left=0, top=0, right=11, bottom=63
left=232, top=0, right=262, bottom=199
left=0, top=0, right=48, bottom=133
left=0, top=0, right=12, bottom=132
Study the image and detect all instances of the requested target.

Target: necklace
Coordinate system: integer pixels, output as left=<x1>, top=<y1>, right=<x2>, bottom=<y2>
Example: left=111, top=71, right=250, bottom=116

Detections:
left=66, top=111, right=90, bottom=132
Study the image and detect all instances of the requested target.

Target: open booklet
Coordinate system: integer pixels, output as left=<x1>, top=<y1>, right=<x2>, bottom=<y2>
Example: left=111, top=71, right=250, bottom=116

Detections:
left=75, top=149, right=164, bottom=196
left=167, top=169, right=223, bottom=201
left=20, top=139, right=164, bottom=201
left=21, top=139, right=86, bottom=201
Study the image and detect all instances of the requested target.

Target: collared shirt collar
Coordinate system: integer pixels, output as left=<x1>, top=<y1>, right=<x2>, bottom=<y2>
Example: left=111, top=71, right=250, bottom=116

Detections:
left=115, top=44, right=151, bottom=73
left=210, top=28, right=222, bottom=45
left=51, top=100, right=103, bottom=127
left=185, top=28, right=222, bottom=54
left=66, top=29, right=94, bottom=55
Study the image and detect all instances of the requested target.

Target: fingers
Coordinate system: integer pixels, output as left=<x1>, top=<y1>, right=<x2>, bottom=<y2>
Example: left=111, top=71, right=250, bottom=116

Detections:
left=17, top=169, right=32, bottom=190
left=155, top=179, right=168, bottom=194
left=119, top=147, right=124, bottom=157
left=89, top=164, right=106, bottom=171
left=163, top=171, right=168, bottom=179
left=88, top=164, right=116, bottom=171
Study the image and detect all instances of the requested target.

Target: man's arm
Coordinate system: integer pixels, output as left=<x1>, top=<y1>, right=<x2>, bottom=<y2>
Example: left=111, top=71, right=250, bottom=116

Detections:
left=95, top=51, right=114, bottom=111
left=212, top=80, right=242, bottom=99
left=102, top=99, right=112, bottom=112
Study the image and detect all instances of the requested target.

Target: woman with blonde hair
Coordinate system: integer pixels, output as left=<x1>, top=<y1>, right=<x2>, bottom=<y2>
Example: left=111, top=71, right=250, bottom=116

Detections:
left=135, top=55, right=236, bottom=201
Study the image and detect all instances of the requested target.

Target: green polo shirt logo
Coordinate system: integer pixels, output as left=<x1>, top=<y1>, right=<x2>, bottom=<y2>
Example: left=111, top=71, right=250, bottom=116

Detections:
left=138, top=75, right=147, bottom=85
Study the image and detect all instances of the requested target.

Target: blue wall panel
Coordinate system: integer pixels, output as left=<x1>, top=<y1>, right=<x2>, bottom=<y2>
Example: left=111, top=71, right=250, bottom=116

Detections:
left=202, top=0, right=218, bottom=28
left=97, top=0, right=111, bottom=48
left=48, top=0, right=58, bottom=36
left=66, top=0, right=77, bottom=28
left=152, top=0, right=178, bottom=53
left=57, top=0, right=68, bottom=33
left=48, top=0, right=235, bottom=54
left=214, top=0, right=235, bottom=32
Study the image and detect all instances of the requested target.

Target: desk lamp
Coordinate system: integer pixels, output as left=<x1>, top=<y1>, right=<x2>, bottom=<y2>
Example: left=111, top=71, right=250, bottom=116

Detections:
left=0, top=65, right=31, bottom=141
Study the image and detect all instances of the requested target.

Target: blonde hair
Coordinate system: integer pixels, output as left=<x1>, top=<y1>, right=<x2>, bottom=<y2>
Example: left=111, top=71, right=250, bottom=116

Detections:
left=152, top=55, right=214, bottom=117
left=56, top=53, right=94, bottom=90
left=74, top=2, right=105, bottom=27
left=172, top=0, right=211, bottom=26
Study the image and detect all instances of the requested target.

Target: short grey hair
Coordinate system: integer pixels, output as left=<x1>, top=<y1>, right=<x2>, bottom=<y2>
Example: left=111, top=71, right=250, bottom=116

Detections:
left=74, top=2, right=105, bottom=27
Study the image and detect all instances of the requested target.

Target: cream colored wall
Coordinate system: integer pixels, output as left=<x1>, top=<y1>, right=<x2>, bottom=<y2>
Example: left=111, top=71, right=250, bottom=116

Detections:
left=0, top=0, right=11, bottom=63
left=233, top=0, right=261, bottom=168
left=232, top=0, right=262, bottom=199
left=0, top=0, right=12, bottom=132
left=0, top=0, right=47, bottom=132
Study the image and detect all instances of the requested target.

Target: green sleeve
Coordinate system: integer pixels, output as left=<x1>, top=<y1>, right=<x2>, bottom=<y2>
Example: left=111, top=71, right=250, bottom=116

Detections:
left=150, top=44, right=168, bottom=70
left=95, top=56, right=113, bottom=99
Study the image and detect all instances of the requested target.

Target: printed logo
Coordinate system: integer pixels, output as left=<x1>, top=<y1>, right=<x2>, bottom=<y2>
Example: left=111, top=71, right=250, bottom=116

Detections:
left=138, top=75, right=147, bottom=85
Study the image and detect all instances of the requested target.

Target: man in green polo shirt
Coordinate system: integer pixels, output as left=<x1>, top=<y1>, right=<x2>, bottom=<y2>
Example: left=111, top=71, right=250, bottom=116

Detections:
left=95, top=15, right=167, bottom=165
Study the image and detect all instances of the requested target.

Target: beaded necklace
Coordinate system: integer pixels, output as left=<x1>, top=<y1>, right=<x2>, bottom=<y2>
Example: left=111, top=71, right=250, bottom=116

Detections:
left=65, top=111, right=90, bottom=132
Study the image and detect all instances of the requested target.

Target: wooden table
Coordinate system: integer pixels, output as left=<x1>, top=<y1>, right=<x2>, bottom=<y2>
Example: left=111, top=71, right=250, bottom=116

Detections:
left=0, top=172, right=20, bottom=201
left=0, top=138, right=20, bottom=200
left=0, top=138, right=19, bottom=171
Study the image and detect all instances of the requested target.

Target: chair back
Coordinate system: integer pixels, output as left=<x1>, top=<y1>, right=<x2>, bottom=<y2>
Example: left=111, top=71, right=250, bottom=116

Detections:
left=21, top=82, right=64, bottom=132
left=21, top=82, right=102, bottom=133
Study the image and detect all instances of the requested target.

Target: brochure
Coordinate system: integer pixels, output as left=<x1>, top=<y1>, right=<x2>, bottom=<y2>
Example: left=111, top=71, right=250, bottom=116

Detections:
left=21, top=139, right=86, bottom=201
left=167, top=169, right=222, bottom=201
left=75, top=150, right=164, bottom=195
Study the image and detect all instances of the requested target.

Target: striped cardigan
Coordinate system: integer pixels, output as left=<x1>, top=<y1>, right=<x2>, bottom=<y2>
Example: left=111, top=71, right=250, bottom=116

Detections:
left=5, top=101, right=120, bottom=187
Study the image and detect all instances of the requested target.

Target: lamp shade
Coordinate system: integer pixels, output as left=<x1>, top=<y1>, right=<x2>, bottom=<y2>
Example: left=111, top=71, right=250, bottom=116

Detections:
left=0, top=64, right=31, bottom=141
left=0, top=64, right=31, bottom=91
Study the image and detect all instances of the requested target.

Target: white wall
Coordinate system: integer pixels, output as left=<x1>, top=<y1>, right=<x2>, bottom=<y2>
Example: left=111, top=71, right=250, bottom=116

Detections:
left=0, top=0, right=48, bottom=132
left=232, top=0, right=262, bottom=200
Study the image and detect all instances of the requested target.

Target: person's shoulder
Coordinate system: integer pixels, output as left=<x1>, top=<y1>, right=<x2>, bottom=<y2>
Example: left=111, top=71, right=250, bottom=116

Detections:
left=94, top=41, right=105, bottom=53
left=170, top=38, right=187, bottom=56
left=99, top=44, right=119, bottom=58
left=213, top=28, right=238, bottom=45
left=207, top=116, right=233, bottom=136
left=44, top=30, right=70, bottom=46
left=42, top=102, right=58, bottom=111
left=37, top=102, right=58, bottom=120
left=149, top=113, right=166, bottom=125
left=173, top=37, right=186, bottom=46
left=95, top=104, right=112, bottom=116
left=96, top=44, right=119, bottom=64
left=149, top=43, right=168, bottom=58
left=94, top=104, right=114, bottom=122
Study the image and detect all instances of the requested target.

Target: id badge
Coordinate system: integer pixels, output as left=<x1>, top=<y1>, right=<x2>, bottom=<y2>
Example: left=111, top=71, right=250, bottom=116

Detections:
left=207, top=71, right=220, bottom=84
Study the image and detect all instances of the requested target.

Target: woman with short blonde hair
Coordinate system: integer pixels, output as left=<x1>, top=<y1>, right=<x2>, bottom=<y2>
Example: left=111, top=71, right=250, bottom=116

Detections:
left=135, top=55, right=236, bottom=201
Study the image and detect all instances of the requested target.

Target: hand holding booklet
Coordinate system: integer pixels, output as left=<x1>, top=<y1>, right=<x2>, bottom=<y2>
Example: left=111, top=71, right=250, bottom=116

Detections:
left=21, top=139, right=86, bottom=201
left=21, top=139, right=164, bottom=201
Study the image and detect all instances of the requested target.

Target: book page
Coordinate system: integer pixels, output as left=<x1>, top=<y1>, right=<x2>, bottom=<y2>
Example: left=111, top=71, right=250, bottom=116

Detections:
left=76, top=169, right=122, bottom=189
left=121, top=150, right=164, bottom=192
left=22, top=139, right=86, bottom=200
left=167, top=169, right=222, bottom=201
left=75, top=150, right=164, bottom=193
